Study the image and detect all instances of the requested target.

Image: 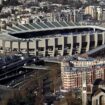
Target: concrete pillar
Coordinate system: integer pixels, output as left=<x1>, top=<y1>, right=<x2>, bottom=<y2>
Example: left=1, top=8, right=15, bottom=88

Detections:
left=34, top=41, right=36, bottom=56
left=27, top=41, right=29, bottom=56
left=53, top=38, right=55, bottom=56
left=10, top=41, right=12, bottom=52
left=34, top=39, right=37, bottom=56
left=18, top=41, right=20, bottom=52
left=61, top=37, right=64, bottom=56
left=86, top=34, right=90, bottom=52
left=44, top=39, right=46, bottom=56
left=78, top=35, right=82, bottom=54
left=94, top=33, right=98, bottom=48
left=2, top=40, right=5, bottom=54
left=32, top=40, right=35, bottom=56
left=102, top=32, right=105, bottom=44
left=69, top=35, right=73, bottom=55
left=93, top=28, right=95, bottom=32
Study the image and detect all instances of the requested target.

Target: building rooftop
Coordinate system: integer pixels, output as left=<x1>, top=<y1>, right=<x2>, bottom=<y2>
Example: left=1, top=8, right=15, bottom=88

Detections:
left=63, top=66, right=90, bottom=73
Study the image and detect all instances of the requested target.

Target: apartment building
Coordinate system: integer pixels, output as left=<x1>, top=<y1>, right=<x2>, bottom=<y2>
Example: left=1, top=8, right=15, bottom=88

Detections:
left=61, top=59, right=105, bottom=91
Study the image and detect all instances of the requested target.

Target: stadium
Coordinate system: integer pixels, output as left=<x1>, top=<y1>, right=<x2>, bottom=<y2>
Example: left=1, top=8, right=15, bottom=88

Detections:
left=0, top=20, right=105, bottom=56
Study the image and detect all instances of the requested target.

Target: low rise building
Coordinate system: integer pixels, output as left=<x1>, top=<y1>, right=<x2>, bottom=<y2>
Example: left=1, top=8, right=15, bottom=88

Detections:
left=92, top=80, right=105, bottom=105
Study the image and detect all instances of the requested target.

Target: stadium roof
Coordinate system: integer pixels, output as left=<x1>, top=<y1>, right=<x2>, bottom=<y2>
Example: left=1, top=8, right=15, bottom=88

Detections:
left=0, top=32, right=21, bottom=41
left=1, top=21, right=105, bottom=39
left=2, top=21, right=76, bottom=34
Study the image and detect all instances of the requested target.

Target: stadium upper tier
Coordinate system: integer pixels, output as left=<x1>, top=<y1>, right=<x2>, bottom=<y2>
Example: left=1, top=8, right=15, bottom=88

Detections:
left=1, top=21, right=105, bottom=38
left=1, top=21, right=105, bottom=57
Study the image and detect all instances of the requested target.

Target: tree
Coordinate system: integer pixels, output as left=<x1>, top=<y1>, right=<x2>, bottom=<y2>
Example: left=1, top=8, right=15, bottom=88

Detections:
left=49, top=63, right=61, bottom=94
left=6, top=92, right=36, bottom=105
left=65, top=91, right=82, bottom=105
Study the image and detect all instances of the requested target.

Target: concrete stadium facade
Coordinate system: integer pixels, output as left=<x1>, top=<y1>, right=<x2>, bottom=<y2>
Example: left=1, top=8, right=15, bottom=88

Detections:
left=0, top=21, right=105, bottom=56
left=0, top=31, right=105, bottom=56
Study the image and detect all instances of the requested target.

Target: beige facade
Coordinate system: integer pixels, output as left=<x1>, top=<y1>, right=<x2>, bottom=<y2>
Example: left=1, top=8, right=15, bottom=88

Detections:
left=0, top=32, right=105, bottom=56
left=60, top=60, right=105, bottom=91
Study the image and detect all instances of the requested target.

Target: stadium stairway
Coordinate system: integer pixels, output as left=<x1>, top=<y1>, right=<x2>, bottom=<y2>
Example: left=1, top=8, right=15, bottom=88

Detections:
left=87, top=44, right=105, bottom=55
